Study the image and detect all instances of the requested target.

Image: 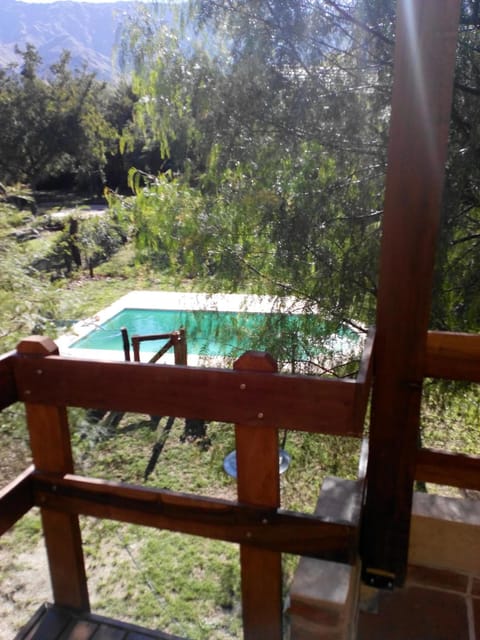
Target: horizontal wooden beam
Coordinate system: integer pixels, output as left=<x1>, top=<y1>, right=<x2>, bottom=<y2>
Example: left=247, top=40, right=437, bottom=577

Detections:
left=132, top=332, right=177, bottom=342
left=0, top=351, right=18, bottom=410
left=0, top=466, right=34, bottom=535
left=425, top=331, right=480, bottom=381
left=416, top=448, right=480, bottom=491
left=32, top=473, right=357, bottom=564
left=14, top=354, right=362, bottom=436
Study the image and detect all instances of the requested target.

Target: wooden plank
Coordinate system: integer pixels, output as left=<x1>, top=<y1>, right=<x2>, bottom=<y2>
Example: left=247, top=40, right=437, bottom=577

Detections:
left=79, top=611, right=184, bottom=640
left=24, top=402, right=88, bottom=610
left=15, top=605, right=185, bottom=640
left=120, top=328, right=131, bottom=362
left=234, top=352, right=283, bottom=640
left=93, top=626, right=126, bottom=640
left=14, top=351, right=359, bottom=436
left=352, top=327, right=375, bottom=434
left=0, top=350, right=17, bottom=410
left=58, top=619, right=98, bottom=639
left=416, top=448, right=480, bottom=491
left=425, top=331, right=480, bottom=381
left=82, top=609, right=185, bottom=639
left=17, top=336, right=90, bottom=612
left=25, top=403, right=75, bottom=473
left=13, top=603, right=47, bottom=640
left=0, top=465, right=34, bottom=535
left=23, top=604, right=72, bottom=639
left=132, top=333, right=174, bottom=363
left=32, top=473, right=356, bottom=563
left=362, top=0, right=461, bottom=587
left=126, top=634, right=174, bottom=640
left=132, top=333, right=176, bottom=342
left=148, top=339, right=174, bottom=364
left=39, top=507, right=90, bottom=609
left=173, top=329, right=187, bottom=366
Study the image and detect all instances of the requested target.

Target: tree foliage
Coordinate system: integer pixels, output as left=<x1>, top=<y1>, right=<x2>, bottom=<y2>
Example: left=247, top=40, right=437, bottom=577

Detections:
left=115, top=0, right=480, bottom=337
left=0, top=45, right=119, bottom=190
left=0, top=205, right=58, bottom=351
left=431, top=3, right=480, bottom=331
left=114, top=0, right=390, bottom=333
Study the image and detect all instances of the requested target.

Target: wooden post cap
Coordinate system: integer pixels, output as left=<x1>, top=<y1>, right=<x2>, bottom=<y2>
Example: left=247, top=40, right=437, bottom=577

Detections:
left=234, top=351, right=278, bottom=373
left=16, top=336, right=59, bottom=356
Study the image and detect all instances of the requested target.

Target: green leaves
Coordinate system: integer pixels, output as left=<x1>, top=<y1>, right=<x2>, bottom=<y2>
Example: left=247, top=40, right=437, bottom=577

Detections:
left=112, top=170, right=207, bottom=274
left=0, top=46, right=119, bottom=190
left=116, top=0, right=480, bottom=338
left=114, top=0, right=387, bottom=330
left=0, top=224, right=57, bottom=351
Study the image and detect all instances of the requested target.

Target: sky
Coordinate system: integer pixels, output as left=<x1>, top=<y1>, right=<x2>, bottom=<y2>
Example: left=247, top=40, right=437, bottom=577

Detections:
left=19, top=1, right=153, bottom=4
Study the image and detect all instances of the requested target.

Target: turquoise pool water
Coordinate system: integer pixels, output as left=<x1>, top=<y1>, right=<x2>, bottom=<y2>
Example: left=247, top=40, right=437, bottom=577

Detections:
left=71, top=307, right=348, bottom=359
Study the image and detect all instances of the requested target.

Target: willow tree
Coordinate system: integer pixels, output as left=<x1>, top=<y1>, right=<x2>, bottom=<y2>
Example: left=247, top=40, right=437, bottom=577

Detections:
left=116, top=0, right=480, bottom=340
left=115, top=1, right=390, bottom=334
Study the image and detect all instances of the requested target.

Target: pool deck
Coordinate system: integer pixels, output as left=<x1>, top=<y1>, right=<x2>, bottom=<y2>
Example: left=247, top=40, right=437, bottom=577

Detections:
left=55, top=290, right=307, bottom=365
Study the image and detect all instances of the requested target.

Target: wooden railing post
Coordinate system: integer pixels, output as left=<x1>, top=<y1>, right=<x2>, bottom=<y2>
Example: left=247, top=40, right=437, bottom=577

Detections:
left=173, top=328, right=187, bottom=365
left=120, top=327, right=131, bottom=361
left=16, top=336, right=90, bottom=611
left=234, top=351, right=282, bottom=640
left=132, top=335, right=141, bottom=362
left=362, top=0, right=461, bottom=587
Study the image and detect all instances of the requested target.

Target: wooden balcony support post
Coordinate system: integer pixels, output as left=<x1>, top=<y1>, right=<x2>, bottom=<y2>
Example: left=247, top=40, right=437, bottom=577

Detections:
left=362, top=0, right=461, bottom=587
left=234, top=351, right=282, bottom=640
left=16, top=336, right=90, bottom=611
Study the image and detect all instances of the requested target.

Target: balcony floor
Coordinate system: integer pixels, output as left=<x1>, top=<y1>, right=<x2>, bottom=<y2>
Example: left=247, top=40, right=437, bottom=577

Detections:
left=14, top=603, right=185, bottom=640
left=13, top=571, right=480, bottom=639
left=357, top=567, right=480, bottom=640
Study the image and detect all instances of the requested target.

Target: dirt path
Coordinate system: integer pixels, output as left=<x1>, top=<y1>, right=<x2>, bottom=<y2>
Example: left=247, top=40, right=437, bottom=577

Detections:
left=47, top=204, right=108, bottom=220
left=0, top=524, right=50, bottom=637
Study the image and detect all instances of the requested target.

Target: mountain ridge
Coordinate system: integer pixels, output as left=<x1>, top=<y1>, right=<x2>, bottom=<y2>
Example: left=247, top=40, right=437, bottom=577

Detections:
left=0, top=0, right=176, bottom=79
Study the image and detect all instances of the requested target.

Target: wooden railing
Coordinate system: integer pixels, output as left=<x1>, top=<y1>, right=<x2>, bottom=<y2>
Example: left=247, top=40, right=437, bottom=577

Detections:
left=415, top=332, right=480, bottom=492
left=1, top=2, right=478, bottom=634
left=120, top=326, right=187, bottom=364
left=363, top=328, right=480, bottom=587
left=1, top=326, right=480, bottom=636
left=0, top=331, right=374, bottom=639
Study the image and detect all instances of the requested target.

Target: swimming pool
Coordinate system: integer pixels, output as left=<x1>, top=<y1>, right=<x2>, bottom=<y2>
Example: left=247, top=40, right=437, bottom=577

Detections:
left=58, top=291, right=359, bottom=365
left=71, top=307, right=325, bottom=358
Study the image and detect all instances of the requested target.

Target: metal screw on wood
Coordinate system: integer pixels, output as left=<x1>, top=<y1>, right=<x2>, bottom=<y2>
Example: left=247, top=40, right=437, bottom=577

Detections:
left=257, top=412, right=264, bottom=419
left=240, top=383, right=246, bottom=390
